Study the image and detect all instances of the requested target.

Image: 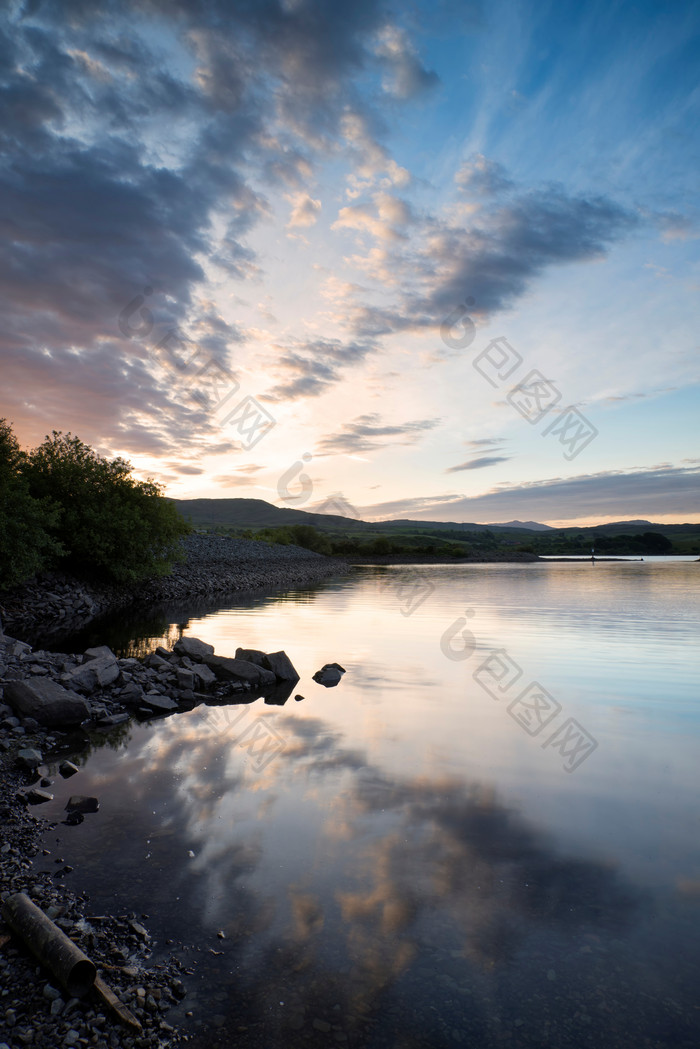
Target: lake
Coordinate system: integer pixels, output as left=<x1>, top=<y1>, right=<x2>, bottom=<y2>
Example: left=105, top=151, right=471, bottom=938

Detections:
left=33, top=561, right=700, bottom=1048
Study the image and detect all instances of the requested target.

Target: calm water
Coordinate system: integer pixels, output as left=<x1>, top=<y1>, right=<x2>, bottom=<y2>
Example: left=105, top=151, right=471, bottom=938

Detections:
left=33, top=562, right=699, bottom=1048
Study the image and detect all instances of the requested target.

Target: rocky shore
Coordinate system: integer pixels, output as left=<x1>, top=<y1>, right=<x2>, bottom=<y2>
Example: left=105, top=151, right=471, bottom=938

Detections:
left=0, top=620, right=313, bottom=1049
left=0, top=534, right=350, bottom=643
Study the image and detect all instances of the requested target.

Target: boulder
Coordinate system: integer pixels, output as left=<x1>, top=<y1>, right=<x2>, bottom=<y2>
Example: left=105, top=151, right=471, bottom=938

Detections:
left=234, top=648, right=267, bottom=667
left=59, top=761, right=80, bottom=778
left=176, top=669, right=195, bottom=690
left=4, top=678, right=90, bottom=726
left=312, top=663, right=346, bottom=688
left=202, top=654, right=276, bottom=688
left=191, top=663, right=216, bottom=689
left=60, top=655, right=119, bottom=693
left=173, top=636, right=215, bottom=661
left=263, top=650, right=300, bottom=683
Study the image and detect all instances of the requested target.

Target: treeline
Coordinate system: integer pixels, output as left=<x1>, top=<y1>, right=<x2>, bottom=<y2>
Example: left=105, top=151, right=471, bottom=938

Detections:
left=0, top=420, right=189, bottom=590
left=241, top=524, right=470, bottom=559
left=516, top=531, right=674, bottom=555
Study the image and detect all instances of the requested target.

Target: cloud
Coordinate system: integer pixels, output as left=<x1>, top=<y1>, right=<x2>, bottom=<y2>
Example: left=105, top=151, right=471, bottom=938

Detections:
left=317, top=413, right=441, bottom=455
left=286, top=192, right=322, bottom=229
left=358, top=464, right=700, bottom=523
left=375, top=25, right=439, bottom=99
left=445, top=455, right=511, bottom=472
left=455, top=154, right=513, bottom=197
left=213, top=465, right=264, bottom=486
left=261, top=338, right=376, bottom=402
left=0, top=0, right=417, bottom=451
left=343, top=175, right=638, bottom=338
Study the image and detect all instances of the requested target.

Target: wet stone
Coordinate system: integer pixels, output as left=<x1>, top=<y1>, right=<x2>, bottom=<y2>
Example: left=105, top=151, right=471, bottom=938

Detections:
left=65, top=795, right=99, bottom=814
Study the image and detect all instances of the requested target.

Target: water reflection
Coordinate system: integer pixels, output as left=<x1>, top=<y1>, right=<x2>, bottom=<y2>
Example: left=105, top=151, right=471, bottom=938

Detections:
left=32, top=562, right=699, bottom=1047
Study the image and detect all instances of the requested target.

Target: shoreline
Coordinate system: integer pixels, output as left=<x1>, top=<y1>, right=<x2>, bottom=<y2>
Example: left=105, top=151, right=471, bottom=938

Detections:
left=0, top=533, right=351, bottom=645
left=0, top=624, right=316, bottom=1048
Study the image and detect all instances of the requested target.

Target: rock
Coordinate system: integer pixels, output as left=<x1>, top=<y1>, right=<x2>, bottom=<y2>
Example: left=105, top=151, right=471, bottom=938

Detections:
left=83, top=645, right=117, bottom=663
left=17, top=748, right=43, bottom=770
left=176, top=669, right=195, bottom=690
left=27, top=787, right=54, bottom=804
left=65, top=795, right=99, bottom=813
left=202, top=654, right=276, bottom=687
left=142, top=694, right=178, bottom=713
left=97, top=712, right=129, bottom=726
left=312, top=663, right=346, bottom=687
left=60, top=655, right=119, bottom=693
left=234, top=648, right=267, bottom=667
left=4, top=639, right=32, bottom=658
left=190, top=663, right=216, bottom=689
left=262, top=650, right=300, bottom=683
left=59, top=761, right=79, bottom=778
left=4, top=678, right=90, bottom=726
left=173, top=636, right=215, bottom=660
left=145, top=653, right=170, bottom=669
left=119, top=682, right=145, bottom=706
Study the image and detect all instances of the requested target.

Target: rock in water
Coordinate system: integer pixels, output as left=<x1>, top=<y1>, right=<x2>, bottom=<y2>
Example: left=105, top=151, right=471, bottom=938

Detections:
left=201, top=654, right=276, bottom=687
left=65, top=796, right=99, bottom=814
left=235, top=648, right=267, bottom=667
left=142, top=695, right=178, bottom=713
left=173, top=636, right=215, bottom=660
left=4, top=679, right=90, bottom=726
left=312, top=663, right=346, bottom=688
left=263, top=651, right=300, bottom=683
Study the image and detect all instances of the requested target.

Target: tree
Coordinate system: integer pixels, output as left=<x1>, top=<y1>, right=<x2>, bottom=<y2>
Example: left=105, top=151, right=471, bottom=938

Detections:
left=0, top=420, right=63, bottom=589
left=22, top=431, right=190, bottom=585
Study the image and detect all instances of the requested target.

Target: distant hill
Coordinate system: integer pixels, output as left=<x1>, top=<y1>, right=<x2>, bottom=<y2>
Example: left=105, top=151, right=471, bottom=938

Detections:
left=170, top=498, right=553, bottom=534
left=170, top=498, right=697, bottom=539
left=490, top=520, right=555, bottom=531
left=171, top=498, right=369, bottom=533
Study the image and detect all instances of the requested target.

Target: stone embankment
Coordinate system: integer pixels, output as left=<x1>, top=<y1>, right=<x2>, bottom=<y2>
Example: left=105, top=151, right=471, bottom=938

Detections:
left=0, top=533, right=350, bottom=641
left=0, top=622, right=308, bottom=1048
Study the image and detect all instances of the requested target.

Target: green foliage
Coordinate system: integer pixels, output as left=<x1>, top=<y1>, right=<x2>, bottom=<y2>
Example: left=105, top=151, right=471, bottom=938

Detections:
left=0, top=422, right=190, bottom=589
left=248, top=523, right=470, bottom=559
left=0, top=420, right=63, bottom=589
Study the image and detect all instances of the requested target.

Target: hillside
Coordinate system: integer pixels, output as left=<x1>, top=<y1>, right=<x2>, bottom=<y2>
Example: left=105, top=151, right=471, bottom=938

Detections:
left=170, top=499, right=700, bottom=555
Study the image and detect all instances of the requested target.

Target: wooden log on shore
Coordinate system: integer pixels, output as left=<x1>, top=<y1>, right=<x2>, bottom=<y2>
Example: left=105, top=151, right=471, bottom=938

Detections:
left=1, top=892, right=96, bottom=997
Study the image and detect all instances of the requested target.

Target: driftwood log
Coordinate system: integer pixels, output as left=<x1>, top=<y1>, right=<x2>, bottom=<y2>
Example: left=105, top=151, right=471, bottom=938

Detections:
left=1, top=892, right=96, bottom=997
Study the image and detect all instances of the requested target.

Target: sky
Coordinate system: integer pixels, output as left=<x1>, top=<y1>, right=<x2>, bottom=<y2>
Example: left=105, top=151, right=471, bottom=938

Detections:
left=1, top=0, right=699, bottom=527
